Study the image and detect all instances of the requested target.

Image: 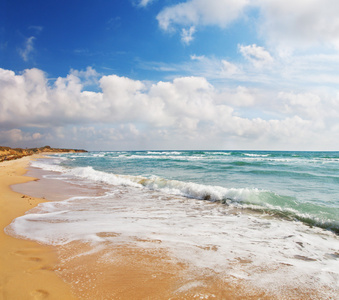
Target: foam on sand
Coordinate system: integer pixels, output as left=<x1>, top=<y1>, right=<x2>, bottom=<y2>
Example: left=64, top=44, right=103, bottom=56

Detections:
left=7, top=180, right=339, bottom=299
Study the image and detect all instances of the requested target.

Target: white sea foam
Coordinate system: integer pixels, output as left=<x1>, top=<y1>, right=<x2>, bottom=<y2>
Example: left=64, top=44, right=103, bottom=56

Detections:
left=209, top=152, right=231, bottom=155
left=6, top=184, right=339, bottom=298
left=117, top=154, right=204, bottom=161
left=31, top=157, right=263, bottom=203
left=33, top=160, right=264, bottom=204
left=29, top=157, right=339, bottom=232
left=244, top=153, right=270, bottom=157
left=31, top=158, right=66, bottom=173
left=147, top=151, right=182, bottom=155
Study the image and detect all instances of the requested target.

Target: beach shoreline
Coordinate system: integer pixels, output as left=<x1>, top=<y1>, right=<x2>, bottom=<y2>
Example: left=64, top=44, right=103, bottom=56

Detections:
left=1, top=154, right=335, bottom=299
left=0, top=155, right=77, bottom=300
left=0, top=156, right=249, bottom=299
left=1, top=155, right=270, bottom=300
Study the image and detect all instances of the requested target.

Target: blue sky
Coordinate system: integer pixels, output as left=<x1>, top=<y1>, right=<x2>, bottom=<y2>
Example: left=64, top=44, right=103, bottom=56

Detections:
left=1, top=0, right=253, bottom=80
left=1, top=0, right=339, bottom=150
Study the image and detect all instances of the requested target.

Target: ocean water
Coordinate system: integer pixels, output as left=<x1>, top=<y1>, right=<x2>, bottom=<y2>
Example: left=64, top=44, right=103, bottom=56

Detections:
left=6, top=151, right=339, bottom=298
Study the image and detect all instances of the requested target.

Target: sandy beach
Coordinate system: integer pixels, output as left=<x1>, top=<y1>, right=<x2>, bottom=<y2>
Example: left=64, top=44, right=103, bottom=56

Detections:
left=0, top=156, right=270, bottom=300
left=0, top=156, right=76, bottom=300
left=1, top=155, right=330, bottom=299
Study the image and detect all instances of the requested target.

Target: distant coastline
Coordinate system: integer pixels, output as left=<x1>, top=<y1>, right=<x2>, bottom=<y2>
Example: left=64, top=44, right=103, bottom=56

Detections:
left=0, top=146, right=87, bottom=162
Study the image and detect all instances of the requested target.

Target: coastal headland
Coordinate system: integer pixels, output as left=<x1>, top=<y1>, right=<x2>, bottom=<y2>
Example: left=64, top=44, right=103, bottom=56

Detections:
left=0, top=146, right=87, bottom=162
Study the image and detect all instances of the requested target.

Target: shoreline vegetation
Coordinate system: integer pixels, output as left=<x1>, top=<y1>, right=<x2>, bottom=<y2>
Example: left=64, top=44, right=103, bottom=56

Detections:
left=0, top=145, right=87, bottom=162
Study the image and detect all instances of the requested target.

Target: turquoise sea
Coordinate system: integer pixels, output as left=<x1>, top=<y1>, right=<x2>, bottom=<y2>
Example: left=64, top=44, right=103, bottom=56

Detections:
left=55, top=150, right=338, bottom=233
left=7, top=150, right=339, bottom=298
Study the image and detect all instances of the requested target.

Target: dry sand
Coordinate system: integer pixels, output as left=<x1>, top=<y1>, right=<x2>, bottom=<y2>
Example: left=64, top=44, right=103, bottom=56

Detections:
left=0, top=156, right=276, bottom=299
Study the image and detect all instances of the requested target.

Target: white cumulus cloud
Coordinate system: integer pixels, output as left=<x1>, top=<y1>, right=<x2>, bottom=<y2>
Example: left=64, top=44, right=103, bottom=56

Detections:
left=1, top=67, right=339, bottom=150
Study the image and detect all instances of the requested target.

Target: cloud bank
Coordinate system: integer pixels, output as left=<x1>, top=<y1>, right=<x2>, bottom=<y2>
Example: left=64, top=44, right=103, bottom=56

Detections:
left=1, top=67, right=338, bottom=150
